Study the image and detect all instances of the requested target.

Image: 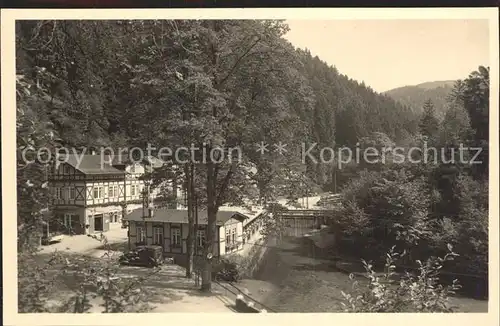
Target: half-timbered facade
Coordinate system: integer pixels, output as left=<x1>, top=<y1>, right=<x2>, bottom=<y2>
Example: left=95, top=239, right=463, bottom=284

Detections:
left=48, top=153, right=181, bottom=234
left=48, top=154, right=127, bottom=234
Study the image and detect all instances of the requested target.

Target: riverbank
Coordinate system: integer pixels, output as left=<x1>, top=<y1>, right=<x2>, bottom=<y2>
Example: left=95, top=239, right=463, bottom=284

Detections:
left=235, top=235, right=488, bottom=312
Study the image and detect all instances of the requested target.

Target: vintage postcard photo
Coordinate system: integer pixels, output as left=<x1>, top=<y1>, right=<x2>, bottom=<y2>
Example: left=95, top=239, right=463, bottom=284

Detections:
left=1, top=7, right=499, bottom=326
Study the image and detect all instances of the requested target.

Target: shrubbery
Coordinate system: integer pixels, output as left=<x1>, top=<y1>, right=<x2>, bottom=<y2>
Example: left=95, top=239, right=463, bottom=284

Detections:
left=336, top=168, right=433, bottom=258
left=18, top=235, right=156, bottom=313
left=336, top=165, right=488, bottom=295
left=341, top=246, right=461, bottom=312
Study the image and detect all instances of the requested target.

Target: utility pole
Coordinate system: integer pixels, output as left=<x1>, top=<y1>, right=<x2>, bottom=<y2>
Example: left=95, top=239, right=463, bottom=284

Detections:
left=334, top=169, right=337, bottom=194
left=141, top=158, right=153, bottom=244
left=42, top=162, right=49, bottom=246
left=141, top=182, right=148, bottom=244
left=185, top=163, right=194, bottom=278
left=306, top=186, right=309, bottom=209
left=194, top=192, right=200, bottom=287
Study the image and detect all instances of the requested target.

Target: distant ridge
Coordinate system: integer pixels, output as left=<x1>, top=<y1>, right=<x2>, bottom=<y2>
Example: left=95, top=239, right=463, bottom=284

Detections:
left=384, top=80, right=457, bottom=118
left=410, top=80, right=456, bottom=89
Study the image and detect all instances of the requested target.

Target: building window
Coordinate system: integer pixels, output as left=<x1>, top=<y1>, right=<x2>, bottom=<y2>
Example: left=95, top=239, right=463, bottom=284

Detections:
left=136, top=226, right=145, bottom=243
left=130, top=185, right=137, bottom=196
left=171, top=228, right=181, bottom=247
left=197, top=229, right=206, bottom=248
left=130, top=164, right=136, bottom=173
left=153, top=227, right=163, bottom=245
left=63, top=213, right=77, bottom=230
left=226, top=228, right=236, bottom=252
left=67, top=187, right=76, bottom=200
left=93, top=186, right=105, bottom=199
left=54, top=187, right=62, bottom=199
left=108, top=185, right=118, bottom=198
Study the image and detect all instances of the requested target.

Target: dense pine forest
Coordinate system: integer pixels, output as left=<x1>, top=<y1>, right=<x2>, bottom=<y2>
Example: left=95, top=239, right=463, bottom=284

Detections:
left=16, top=20, right=489, bottom=312
left=384, top=80, right=456, bottom=119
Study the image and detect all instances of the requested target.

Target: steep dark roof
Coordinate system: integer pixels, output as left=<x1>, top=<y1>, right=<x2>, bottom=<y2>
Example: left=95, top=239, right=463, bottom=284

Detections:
left=107, top=153, right=164, bottom=169
left=61, top=153, right=164, bottom=175
left=61, top=154, right=125, bottom=175
left=124, top=208, right=248, bottom=225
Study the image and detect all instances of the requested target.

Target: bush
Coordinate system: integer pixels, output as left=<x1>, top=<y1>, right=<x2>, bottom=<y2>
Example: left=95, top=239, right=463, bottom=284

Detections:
left=341, top=245, right=461, bottom=312
left=428, top=174, right=488, bottom=289
left=18, top=248, right=59, bottom=312
left=337, top=169, right=433, bottom=258
left=18, top=234, right=157, bottom=313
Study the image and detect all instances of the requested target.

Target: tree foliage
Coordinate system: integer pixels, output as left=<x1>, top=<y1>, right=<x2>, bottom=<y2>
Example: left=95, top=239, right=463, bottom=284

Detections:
left=336, top=66, right=489, bottom=302
left=419, top=99, right=440, bottom=140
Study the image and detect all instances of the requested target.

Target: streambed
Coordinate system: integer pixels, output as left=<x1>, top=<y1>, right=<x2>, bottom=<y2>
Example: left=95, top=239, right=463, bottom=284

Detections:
left=236, top=235, right=488, bottom=313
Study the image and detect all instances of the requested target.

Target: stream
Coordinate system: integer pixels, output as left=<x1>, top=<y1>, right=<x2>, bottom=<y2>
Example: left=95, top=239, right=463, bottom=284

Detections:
left=236, top=235, right=488, bottom=313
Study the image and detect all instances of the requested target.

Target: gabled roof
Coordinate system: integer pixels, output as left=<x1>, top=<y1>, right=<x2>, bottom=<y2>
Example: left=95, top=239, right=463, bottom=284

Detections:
left=219, top=205, right=265, bottom=226
left=61, top=154, right=125, bottom=175
left=124, top=208, right=249, bottom=225
left=107, top=153, right=164, bottom=169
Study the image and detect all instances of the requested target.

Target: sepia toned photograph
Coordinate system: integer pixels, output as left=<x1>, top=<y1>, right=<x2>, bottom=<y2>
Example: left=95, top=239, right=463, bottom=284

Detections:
left=2, top=8, right=498, bottom=324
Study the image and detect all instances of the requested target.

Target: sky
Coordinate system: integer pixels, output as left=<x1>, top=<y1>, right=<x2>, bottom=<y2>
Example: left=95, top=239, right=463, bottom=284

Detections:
left=283, top=19, right=490, bottom=93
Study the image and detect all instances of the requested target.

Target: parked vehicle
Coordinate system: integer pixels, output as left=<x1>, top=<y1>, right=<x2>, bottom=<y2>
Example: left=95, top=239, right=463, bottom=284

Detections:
left=213, top=259, right=241, bottom=283
left=119, top=245, right=163, bottom=268
left=215, top=268, right=240, bottom=283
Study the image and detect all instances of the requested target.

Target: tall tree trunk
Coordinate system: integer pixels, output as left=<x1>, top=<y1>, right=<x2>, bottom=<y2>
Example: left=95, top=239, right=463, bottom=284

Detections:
left=185, top=164, right=194, bottom=278
left=201, top=161, right=217, bottom=292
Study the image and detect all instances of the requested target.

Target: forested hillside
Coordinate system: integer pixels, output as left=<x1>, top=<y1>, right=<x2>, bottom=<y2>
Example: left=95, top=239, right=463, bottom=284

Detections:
left=16, top=20, right=419, bottom=193
left=16, top=20, right=490, bottom=311
left=384, top=80, right=456, bottom=118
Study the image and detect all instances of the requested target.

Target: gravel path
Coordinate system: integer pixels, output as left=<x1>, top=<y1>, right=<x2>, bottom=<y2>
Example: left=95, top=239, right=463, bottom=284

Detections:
left=39, top=224, right=128, bottom=255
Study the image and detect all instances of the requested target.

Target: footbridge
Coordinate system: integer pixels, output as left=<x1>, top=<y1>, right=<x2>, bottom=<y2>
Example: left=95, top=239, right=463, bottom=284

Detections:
left=276, top=209, right=336, bottom=237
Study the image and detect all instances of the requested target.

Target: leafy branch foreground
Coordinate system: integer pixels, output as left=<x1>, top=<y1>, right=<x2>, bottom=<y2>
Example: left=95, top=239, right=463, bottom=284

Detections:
left=341, top=245, right=462, bottom=312
left=18, top=235, right=158, bottom=313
